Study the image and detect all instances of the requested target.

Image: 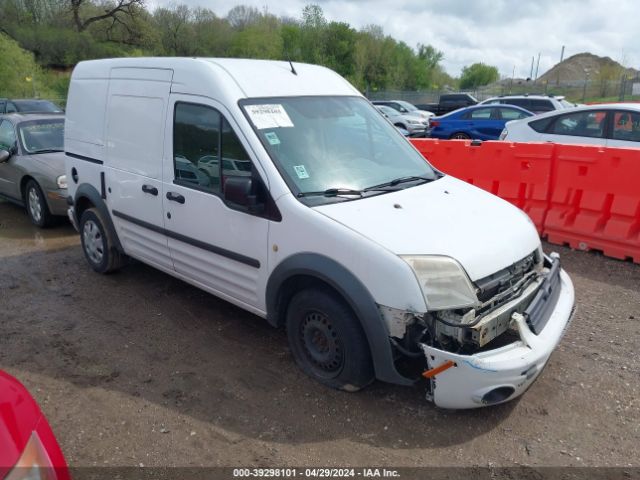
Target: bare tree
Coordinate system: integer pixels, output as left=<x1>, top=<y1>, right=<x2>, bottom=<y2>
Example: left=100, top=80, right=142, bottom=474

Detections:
left=69, top=0, right=144, bottom=32
left=226, top=5, right=260, bottom=30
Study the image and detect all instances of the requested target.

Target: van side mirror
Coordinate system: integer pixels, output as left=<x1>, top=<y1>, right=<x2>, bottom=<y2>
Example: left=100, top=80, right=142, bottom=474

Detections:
left=0, top=149, right=10, bottom=163
left=224, top=176, right=265, bottom=214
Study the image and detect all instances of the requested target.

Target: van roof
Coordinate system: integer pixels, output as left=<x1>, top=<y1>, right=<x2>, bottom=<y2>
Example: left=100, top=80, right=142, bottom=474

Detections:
left=72, top=57, right=361, bottom=99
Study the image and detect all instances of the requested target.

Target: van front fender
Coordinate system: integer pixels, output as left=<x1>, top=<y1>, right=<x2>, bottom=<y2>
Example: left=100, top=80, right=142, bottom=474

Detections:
left=266, top=253, right=414, bottom=386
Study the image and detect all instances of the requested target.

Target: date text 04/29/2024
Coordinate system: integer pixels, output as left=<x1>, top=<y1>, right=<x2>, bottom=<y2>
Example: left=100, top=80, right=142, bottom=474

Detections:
left=233, top=468, right=401, bottom=478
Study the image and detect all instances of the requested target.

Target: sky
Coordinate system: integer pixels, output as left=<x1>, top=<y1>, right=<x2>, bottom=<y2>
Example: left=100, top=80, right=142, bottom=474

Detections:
left=146, top=0, right=637, bottom=78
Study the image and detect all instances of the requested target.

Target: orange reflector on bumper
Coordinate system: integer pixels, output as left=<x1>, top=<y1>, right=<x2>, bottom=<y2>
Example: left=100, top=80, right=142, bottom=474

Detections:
left=422, top=360, right=456, bottom=379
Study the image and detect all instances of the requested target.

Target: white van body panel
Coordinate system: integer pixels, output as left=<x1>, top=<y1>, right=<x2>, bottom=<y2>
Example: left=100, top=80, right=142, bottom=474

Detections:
left=104, top=68, right=174, bottom=270
left=161, top=94, right=270, bottom=312
left=314, top=176, right=540, bottom=282
left=269, top=194, right=428, bottom=313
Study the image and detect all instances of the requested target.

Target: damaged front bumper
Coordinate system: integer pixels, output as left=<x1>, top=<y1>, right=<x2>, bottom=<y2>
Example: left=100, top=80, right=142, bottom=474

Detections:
left=421, top=261, right=575, bottom=409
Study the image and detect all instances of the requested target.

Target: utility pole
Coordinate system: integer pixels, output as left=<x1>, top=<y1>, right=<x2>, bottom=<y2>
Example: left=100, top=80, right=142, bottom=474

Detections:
left=530, top=56, right=534, bottom=79
left=534, top=52, right=541, bottom=83
left=510, top=65, right=515, bottom=93
left=557, top=45, right=565, bottom=85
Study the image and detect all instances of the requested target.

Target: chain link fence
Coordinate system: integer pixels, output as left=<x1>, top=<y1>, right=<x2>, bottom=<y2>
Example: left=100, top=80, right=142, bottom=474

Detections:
left=367, top=77, right=640, bottom=105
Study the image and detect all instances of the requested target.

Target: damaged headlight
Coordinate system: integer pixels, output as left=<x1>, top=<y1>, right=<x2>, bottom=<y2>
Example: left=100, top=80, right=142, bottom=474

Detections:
left=401, top=255, right=479, bottom=311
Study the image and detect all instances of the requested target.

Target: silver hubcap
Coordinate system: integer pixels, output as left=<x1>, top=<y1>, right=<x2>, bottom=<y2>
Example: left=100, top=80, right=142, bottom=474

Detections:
left=83, top=220, right=104, bottom=264
left=28, top=187, right=42, bottom=223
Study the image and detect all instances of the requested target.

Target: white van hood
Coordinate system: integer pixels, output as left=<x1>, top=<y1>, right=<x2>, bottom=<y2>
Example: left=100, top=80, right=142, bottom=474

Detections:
left=313, top=176, right=541, bottom=281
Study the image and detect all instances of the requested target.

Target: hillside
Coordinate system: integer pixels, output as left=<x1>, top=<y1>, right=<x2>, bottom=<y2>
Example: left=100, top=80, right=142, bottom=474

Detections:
left=538, top=52, right=638, bottom=84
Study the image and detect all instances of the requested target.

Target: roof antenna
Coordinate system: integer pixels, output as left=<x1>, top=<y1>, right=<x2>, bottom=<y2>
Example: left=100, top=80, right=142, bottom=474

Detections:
left=286, top=52, right=297, bottom=75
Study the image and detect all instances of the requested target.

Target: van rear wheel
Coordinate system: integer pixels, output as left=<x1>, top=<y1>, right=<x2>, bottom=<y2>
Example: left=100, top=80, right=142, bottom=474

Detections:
left=79, top=208, right=126, bottom=274
left=286, top=289, right=374, bottom=391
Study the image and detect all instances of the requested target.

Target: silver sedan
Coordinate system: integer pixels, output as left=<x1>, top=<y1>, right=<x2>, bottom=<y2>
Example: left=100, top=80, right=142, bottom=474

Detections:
left=0, top=113, right=67, bottom=227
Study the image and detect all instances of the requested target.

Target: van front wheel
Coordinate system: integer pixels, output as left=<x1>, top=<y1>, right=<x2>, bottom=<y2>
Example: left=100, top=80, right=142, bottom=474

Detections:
left=79, top=208, right=126, bottom=274
left=286, top=289, right=374, bottom=391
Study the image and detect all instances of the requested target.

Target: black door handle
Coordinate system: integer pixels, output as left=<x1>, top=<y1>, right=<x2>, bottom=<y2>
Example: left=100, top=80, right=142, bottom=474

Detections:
left=141, top=184, right=158, bottom=196
left=166, top=191, right=185, bottom=204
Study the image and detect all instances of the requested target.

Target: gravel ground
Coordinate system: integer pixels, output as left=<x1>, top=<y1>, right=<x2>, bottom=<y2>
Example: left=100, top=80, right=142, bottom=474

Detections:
left=0, top=199, right=639, bottom=472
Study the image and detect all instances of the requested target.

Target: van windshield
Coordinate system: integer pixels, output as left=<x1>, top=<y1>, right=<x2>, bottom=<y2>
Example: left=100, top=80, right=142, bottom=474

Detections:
left=241, top=96, right=438, bottom=204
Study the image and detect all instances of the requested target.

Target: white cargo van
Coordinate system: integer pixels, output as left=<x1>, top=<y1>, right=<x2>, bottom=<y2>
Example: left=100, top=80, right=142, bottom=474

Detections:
left=64, top=58, right=575, bottom=408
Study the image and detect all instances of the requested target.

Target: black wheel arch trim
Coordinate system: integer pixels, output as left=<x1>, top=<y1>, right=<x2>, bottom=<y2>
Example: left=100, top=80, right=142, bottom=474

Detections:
left=73, top=183, right=124, bottom=253
left=266, top=253, right=414, bottom=386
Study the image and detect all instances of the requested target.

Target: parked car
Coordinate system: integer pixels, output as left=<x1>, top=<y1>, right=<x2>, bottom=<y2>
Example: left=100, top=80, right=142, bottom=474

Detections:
left=0, top=99, right=63, bottom=114
left=0, top=113, right=67, bottom=227
left=65, top=58, right=574, bottom=409
left=499, top=103, right=640, bottom=148
left=0, top=370, right=70, bottom=480
left=372, top=100, right=434, bottom=120
left=418, top=93, right=478, bottom=116
left=480, top=94, right=577, bottom=114
left=429, top=104, right=534, bottom=140
left=375, top=105, right=429, bottom=137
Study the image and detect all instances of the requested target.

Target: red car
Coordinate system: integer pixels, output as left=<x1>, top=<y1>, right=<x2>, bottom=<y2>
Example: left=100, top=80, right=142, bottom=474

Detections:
left=0, top=371, right=69, bottom=480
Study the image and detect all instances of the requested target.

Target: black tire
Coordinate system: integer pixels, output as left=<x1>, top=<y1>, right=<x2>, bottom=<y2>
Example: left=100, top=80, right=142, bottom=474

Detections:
left=450, top=132, right=471, bottom=139
left=79, top=208, right=126, bottom=273
left=286, top=288, right=374, bottom=391
left=24, top=180, right=54, bottom=228
left=394, top=123, right=407, bottom=130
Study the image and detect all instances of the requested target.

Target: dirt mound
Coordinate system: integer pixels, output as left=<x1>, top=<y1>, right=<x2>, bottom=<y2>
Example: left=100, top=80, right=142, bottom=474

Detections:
left=539, top=52, right=638, bottom=85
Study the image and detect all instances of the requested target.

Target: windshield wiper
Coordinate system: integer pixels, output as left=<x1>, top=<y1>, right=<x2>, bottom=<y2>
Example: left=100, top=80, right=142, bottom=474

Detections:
left=30, top=148, right=63, bottom=154
left=364, top=175, right=434, bottom=191
left=297, top=187, right=364, bottom=198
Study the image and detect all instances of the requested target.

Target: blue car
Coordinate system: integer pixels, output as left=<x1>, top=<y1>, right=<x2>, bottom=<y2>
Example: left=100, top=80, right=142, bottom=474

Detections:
left=429, top=104, right=534, bottom=140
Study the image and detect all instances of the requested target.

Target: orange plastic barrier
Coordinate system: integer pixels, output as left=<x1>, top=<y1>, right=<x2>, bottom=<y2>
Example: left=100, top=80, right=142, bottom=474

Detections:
left=410, top=138, right=640, bottom=263
left=544, top=144, right=640, bottom=262
left=411, top=139, right=554, bottom=233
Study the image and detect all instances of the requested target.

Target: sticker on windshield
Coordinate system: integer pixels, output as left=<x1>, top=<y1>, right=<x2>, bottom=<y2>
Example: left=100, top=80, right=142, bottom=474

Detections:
left=293, top=165, right=309, bottom=179
left=264, top=131, right=281, bottom=145
left=244, top=104, right=294, bottom=129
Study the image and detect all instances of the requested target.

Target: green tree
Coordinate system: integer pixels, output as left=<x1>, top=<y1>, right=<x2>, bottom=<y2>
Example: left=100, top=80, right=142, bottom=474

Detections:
left=299, top=4, right=327, bottom=64
left=153, top=5, right=196, bottom=56
left=459, top=62, right=499, bottom=89
left=229, top=14, right=282, bottom=59
left=0, top=33, right=54, bottom=98
left=321, top=22, right=356, bottom=78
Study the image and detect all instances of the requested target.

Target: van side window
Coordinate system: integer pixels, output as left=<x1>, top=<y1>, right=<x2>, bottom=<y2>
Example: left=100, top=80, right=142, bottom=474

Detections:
left=174, top=103, right=222, bottom=191
left=173, top=102, right=254, bottom=194
left=221, top=118, right=252, bottom=182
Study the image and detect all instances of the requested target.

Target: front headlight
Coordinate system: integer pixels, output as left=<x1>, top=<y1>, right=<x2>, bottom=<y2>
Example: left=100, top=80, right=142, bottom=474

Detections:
left=401, top=256, right=479, bottom=310
left=499, top=128, right=508, bottom=140
left=56, top=175, right=67, bottom=189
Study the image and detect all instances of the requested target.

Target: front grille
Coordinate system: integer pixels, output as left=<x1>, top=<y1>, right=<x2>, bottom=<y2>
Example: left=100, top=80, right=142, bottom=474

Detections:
left=524, top=255, right=562, bottom=334
left=474, top=250, right=539, bottom=303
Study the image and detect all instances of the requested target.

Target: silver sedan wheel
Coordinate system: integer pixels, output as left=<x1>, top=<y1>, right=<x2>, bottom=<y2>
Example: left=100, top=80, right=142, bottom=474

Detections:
left=82, top=220, right=104, bottom=265
left=28, top=187, right=42, bottom=223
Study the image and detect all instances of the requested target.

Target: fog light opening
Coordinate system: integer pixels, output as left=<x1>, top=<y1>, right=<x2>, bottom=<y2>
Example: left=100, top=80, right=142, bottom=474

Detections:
left=482, top=386, right=515, bottom=405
